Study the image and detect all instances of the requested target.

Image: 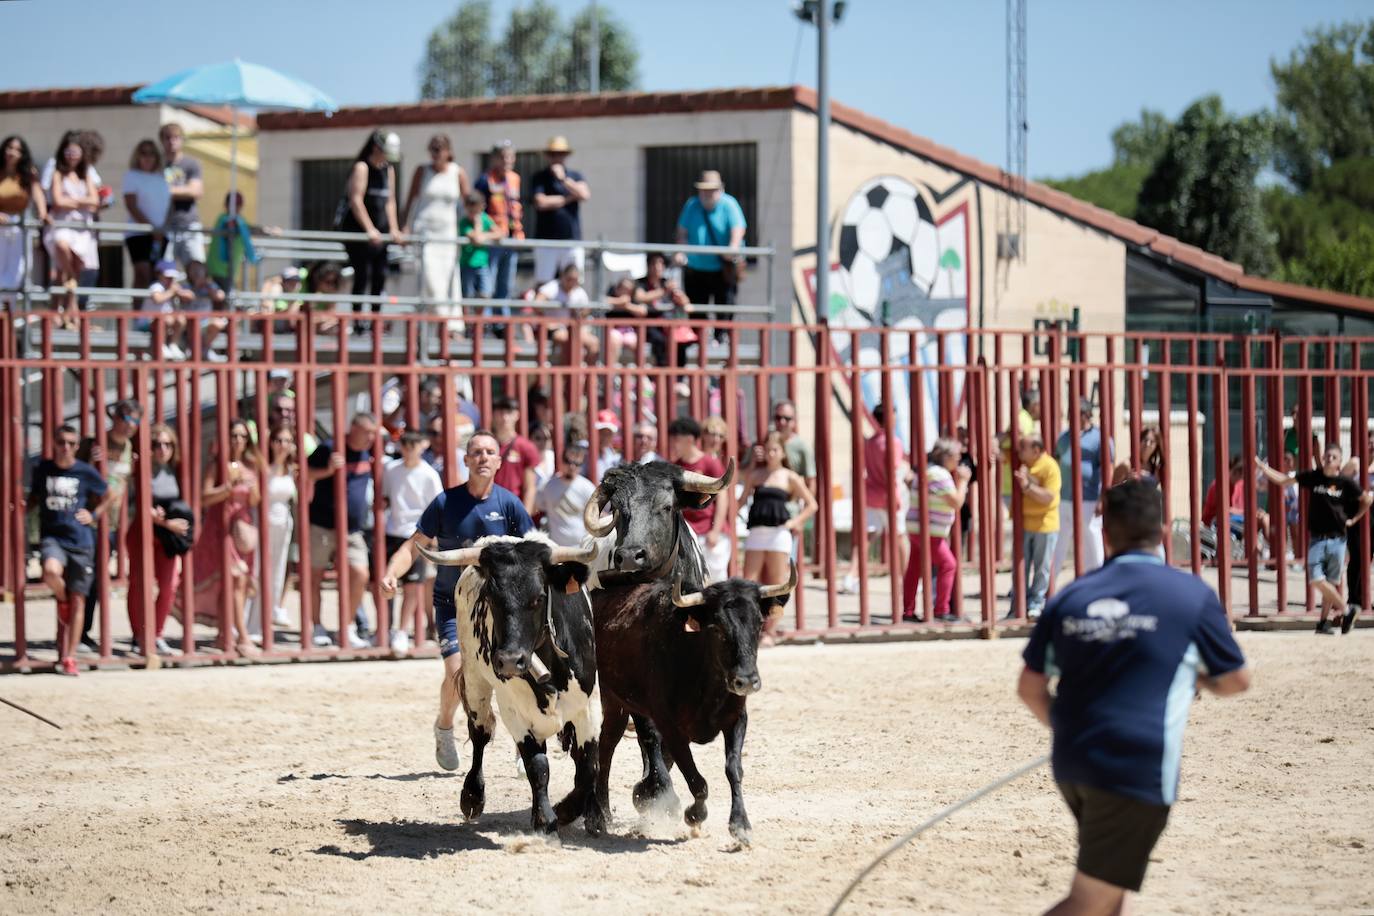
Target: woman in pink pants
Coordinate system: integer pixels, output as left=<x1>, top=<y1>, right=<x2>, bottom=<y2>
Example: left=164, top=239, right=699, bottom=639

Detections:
left=903, top=437, right=972, bottom=623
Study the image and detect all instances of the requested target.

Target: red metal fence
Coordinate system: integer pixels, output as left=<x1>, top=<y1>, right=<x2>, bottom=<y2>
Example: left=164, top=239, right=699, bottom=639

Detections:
left=3, top=310, right=1370, bottom=672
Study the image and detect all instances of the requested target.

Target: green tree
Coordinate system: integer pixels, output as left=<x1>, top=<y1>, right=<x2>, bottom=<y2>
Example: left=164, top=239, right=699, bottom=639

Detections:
left=1270, top=21, right=1374, bottom=190
left=1042, top=109, right=1172, bottom=219
left=419, top=1, right=639, bottom=100
left=1275, top=224, right=1374, bottom=297
left=1135, top=95, right=1275, bottom=273
left=419, top=0, right=494, bottom=101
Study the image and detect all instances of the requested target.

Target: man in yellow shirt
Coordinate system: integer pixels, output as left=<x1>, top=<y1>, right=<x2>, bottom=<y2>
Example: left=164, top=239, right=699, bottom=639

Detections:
left=1014, top=434, right=1060, bottom=618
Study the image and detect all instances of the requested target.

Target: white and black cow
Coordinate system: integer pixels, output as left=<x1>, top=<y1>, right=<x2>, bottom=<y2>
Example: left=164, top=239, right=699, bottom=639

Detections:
left=593, top=563, right=797, bottom=844
left=417, top=531, right=604, bottom=837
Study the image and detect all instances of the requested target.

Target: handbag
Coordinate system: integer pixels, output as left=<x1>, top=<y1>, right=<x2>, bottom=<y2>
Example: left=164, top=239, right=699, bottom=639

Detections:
left=231, top=515, right=259, bottom=555
left=700, top=202, right=745, bottom=286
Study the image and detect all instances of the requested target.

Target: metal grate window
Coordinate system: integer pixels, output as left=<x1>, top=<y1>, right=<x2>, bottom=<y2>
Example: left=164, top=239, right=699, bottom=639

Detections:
left=644, top=143, right=757, bottom=248
left=297, top=157, right=407, bottom=232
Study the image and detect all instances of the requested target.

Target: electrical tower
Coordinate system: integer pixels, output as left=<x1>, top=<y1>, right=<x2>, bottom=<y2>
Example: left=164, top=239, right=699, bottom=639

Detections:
left=998, top=0, right=1027, bottom=261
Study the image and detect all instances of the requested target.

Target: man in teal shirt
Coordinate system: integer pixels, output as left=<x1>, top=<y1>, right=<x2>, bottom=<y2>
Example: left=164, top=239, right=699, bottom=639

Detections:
left=675, top=169, right=746, bottom=342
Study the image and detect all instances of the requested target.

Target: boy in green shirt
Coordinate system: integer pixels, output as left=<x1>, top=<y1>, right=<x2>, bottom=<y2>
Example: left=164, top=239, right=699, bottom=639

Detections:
left=459, top=191, right=498, bottom=299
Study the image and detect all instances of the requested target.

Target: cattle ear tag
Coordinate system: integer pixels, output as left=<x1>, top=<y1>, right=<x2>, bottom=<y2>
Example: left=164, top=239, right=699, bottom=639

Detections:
left=564, top=577, right=581, bottom=595
left=683, top=616, right=700, bottom=633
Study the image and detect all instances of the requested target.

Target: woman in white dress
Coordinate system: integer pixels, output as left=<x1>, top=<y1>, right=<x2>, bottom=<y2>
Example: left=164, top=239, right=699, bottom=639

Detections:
left=246, top=425, right=298, bottom=640
left=44, top=133, right=99, bottom=327
left=401, top=133, right=469, bottom=337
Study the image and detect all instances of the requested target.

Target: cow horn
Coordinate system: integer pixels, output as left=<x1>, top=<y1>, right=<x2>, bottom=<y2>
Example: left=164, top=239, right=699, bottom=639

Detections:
left=582, top=490, right=616, bottom=537
left=680, top=456, right=735, bottom=494
left=758, top=561, right=798, bottom=599
left=671, top=578, right=706, bottom=608
left=416, top=544, right=484, bottom=566
left=550, top=543, right=598, bottom=565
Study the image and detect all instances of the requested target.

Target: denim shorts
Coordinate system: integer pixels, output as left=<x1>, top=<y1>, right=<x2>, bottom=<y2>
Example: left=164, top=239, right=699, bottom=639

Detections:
left=1308, top=535, right=1346, bottom=583
left=435, top=598, right=460, bottom=659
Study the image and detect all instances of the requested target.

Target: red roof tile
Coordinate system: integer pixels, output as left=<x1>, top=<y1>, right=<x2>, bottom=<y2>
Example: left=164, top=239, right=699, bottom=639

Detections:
left=0, top=84, right=141, bottom=109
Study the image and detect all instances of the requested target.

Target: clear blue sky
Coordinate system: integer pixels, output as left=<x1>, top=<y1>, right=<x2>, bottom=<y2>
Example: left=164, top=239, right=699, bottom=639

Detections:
left=2, top=0, right=1368, bottom=178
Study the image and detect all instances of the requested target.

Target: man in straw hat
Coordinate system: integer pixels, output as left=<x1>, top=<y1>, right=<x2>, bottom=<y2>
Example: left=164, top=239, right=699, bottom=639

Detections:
left=530, top=135, right=590, bottom=284
left=676, top=168, right=746, bottom=343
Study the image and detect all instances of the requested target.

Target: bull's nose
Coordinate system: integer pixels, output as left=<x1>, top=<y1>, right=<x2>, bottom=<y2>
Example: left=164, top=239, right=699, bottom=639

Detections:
left=612, top=545, right=648, bottom=570
left=729, top=674, right=762, bottom=696
left=495, top=650, right=528, bottom=677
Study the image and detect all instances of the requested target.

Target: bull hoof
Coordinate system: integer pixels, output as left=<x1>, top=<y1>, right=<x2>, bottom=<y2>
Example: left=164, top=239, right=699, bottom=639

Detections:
left=684, top=799, right=708, bottom=826
left=632, top=777, right=669, bottom=812
left=460, top=776, right=485, bottom=820
left=729, top=819, right=752, bottom=846
left=583, top=798, right=607, bottom=837
left=553, top=793, right=580, bottom=826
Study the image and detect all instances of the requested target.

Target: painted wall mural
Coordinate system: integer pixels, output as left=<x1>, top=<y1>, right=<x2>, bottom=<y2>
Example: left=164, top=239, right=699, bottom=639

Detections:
left=799, top=174, right=975, bottom=450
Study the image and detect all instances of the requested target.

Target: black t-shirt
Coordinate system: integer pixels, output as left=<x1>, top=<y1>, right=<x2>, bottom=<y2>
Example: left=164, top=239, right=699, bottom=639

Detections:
left=529, top=166, right=584, bottom=240
left=28, top=458, right=107, bottom=551
left=308, top=439, right=374, bottom=532
left=1296, top=469, right=1362, bottom=538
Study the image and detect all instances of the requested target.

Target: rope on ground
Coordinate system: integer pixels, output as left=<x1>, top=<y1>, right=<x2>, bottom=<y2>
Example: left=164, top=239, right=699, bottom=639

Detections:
left=826, top=753, right=1049, bottom=916
left=1, top=695, right=64, bottom=730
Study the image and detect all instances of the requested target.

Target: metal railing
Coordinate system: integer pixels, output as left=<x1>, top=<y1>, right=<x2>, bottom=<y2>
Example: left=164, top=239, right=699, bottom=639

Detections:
left=4, top=320, right=1372, bottom=673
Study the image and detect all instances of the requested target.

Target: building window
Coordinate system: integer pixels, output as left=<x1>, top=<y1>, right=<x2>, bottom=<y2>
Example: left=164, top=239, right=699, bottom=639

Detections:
left=643, top=143, right=757, bottom=248
left=297, top=157, right=408, bottom=232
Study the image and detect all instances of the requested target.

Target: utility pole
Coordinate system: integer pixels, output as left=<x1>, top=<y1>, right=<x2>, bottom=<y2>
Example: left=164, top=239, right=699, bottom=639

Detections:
left=589, top=1, right=601, bottom=94
left=816, top=0, right=831, bottom=325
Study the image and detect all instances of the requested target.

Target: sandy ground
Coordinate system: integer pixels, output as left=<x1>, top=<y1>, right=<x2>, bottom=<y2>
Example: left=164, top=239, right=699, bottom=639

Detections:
left=1, top=631, right=1370, bottom=915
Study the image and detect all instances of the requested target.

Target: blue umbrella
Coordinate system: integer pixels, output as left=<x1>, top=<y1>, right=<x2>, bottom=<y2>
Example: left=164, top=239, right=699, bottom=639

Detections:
left=133, top=59, right=337, bottom=226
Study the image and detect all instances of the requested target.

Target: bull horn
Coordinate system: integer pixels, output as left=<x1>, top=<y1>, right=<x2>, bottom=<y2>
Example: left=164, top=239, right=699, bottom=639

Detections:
left=550, top=543, right=598, bottom=565
left=758, top=561, right=798, bottom=599
left=582, top=490, right=616, bottom=537
left=416, top=544, right=484, bottom=566
left=671, top=578, right=706, bottom=608
left=680, top=456, right=735, bottom=494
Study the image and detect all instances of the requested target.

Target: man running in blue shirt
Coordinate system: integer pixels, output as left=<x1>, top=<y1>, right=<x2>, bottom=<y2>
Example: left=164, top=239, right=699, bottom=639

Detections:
left=382, top=429, right=532, bottom=772
left=1018, top=479, right=1251, bottom=914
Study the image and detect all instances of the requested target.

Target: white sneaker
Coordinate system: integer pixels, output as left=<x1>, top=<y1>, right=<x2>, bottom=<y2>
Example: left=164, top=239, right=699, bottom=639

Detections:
left=272, top=606, right=291, bottom=627
left=161, top=343, right=186, bottom=360
left=311, top=624, right=334, bottom=648
left=434, top=723, right=460, bottom=771
left=390, top=629, right=411, bottom=657
left=841, top=574, right=860, bottom=595
left=204, top=349, right=228, bottom=363
left=344, top=625, right=369, bottom=649
left=154, top=637, right=174, bottom=655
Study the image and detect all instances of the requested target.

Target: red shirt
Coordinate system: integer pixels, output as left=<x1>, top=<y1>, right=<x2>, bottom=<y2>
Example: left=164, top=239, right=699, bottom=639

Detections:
left=863, top=431, right=906, bottom=507
left=676, top=452, right=725, bottom=535
left=494, top=434, right=540, bottom=499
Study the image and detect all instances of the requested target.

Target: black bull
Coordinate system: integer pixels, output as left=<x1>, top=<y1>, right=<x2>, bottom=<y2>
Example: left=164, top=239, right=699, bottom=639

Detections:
left=418, top=536, right=605, bottom=838
left=593, top=566, right=796, bottom=843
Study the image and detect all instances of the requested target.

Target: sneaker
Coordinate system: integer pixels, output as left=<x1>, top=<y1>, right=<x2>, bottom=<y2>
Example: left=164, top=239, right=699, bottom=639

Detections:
left=77, top=636, right=98, bottom=657
left=154, top=637, right=174, bottom=656
left=840, top=574, right=860, bottom=595
left=161, top=342, right=186, bottom=360
left=344, top=625, right=369, bottom=650
left=1027, top=608, right=1043, bottom=621
left=1341, top=606, right=1359, bottom=634
left=390, top=629, right=411, bottom=657
left=434, top=723, right=460, bottom=771
left=312, top=624, right=335, bottom=648
left=272, top=607, right=292, bottom=628
left=1315, top=618, right=1337, bottom=636
left=57, top=657, right=78, bottom=677
left=900, top=612, right=923, bottom=623
left=204, top=349, right=228, bottom=363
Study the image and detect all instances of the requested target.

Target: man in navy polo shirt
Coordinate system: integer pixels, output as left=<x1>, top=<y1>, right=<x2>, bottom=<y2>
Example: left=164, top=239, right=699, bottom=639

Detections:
left=1019, top=479, right=1251, bottom=913
left=382, top=429, right=531, bottom=772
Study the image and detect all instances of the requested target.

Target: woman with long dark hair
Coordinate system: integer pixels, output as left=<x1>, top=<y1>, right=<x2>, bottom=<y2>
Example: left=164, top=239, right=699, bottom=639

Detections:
left=44, top=130, right=99, bottom=325
left=187, top=418, right=262, bottom=657
left=0, top=135, right=48, bottom=310
left=127, top=424, right=189, bottom=656
left=339, top=130, right=404, bottom=331
left=739, top=431, right=817, bottom=644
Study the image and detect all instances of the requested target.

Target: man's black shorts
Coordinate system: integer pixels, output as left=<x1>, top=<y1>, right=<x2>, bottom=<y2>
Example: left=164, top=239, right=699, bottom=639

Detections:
left=1058, top=782, right=1171, bottom=892
left=40, top=537, right=95, bottom=598
left=385, top=535, right=427, bottom=585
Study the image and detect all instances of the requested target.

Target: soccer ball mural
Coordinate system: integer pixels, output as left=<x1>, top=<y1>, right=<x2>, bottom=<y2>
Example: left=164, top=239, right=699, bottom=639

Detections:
left=822, top=176, right=970, bottom=448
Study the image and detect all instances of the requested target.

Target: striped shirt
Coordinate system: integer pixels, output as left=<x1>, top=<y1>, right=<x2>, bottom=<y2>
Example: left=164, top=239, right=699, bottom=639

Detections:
left=906, top=464, right=958, bottom=538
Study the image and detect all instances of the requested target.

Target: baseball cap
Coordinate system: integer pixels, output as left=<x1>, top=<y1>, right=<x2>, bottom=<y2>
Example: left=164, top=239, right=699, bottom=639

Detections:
left=383, top=132, right=402, bottom=162
left=269, top=369, right=292, bottom=381
left=155, top=259, right=178, bottom=275
left=281, top=266, right=303, bottom=281
left=594, top=409, right=620, bottom=432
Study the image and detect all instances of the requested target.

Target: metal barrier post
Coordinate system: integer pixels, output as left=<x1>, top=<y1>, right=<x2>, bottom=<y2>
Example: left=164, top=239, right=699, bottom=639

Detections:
left=1186, top=340, right=1202, bottom=576
left=880, top=364, right=901, bottom=624
left=817, top=327, right=838, bottom=629
left=1214, top=360, right=1232, bottom=618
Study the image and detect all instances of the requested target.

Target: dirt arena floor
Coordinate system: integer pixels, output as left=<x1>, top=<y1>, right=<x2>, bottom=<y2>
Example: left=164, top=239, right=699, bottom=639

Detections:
left=2, top=630, right=1370, bottom=914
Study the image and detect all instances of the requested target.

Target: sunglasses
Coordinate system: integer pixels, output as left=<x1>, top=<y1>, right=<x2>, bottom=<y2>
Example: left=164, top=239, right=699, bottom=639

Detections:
left=230, top=432, right=248, bottom=440
left=154, top=440, right=174, bottom=448
left=425, top=429, right=440, bottom=438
